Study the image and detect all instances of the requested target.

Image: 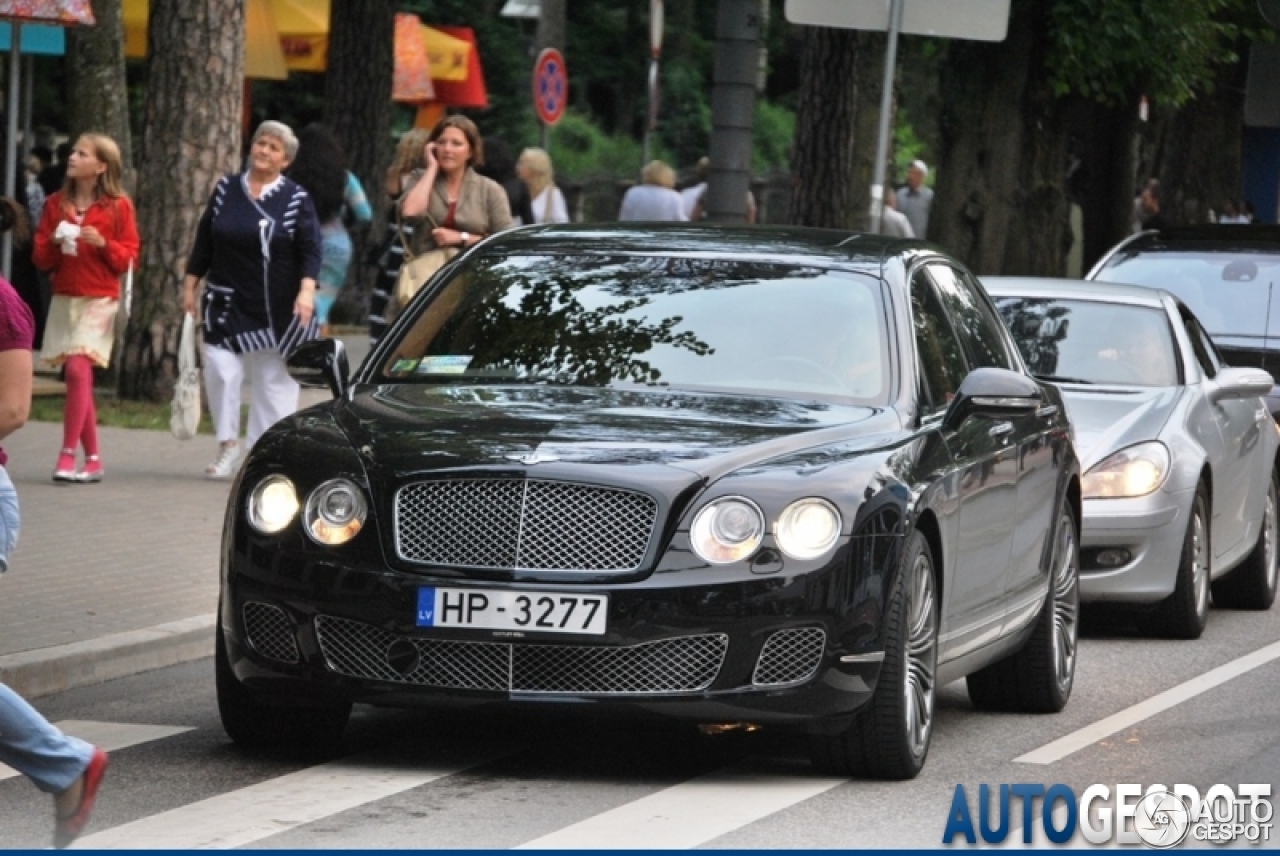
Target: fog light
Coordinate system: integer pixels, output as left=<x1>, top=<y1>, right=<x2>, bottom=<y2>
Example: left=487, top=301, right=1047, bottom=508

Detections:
left=1095, top=548, right=1132, bottom=568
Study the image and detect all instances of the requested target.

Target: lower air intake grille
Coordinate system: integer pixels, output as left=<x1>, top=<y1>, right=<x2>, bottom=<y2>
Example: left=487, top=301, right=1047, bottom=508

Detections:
left=752, top=627, right=825, bottom=687
left=243, top=601, right=300, bottom=664
left=314, top=614, right=727, bottom=695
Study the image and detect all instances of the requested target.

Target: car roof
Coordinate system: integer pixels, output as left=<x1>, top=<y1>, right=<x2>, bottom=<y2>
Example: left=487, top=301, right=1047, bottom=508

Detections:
left=981, top=275, right=1172, bottom=308
left=1131, top=224, right=1280, bottom=250
left=472, top=222, right=933, bottom=272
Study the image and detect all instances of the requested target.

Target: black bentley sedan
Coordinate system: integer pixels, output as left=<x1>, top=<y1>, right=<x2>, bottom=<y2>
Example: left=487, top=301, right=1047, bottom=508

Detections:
left=217, top=224, right=1081, bottom=779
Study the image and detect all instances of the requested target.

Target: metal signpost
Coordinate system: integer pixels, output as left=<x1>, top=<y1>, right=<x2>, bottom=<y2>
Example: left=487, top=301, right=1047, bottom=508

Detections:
left=532, top=47, right=568, bottom=148
left=784, top=0, right=1010, bottom=232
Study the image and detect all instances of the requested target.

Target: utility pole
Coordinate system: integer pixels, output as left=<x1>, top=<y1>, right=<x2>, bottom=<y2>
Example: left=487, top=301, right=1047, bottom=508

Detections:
left=537, top=0, right=566, bottom=149
left=706, top=0, right=762, bottom=223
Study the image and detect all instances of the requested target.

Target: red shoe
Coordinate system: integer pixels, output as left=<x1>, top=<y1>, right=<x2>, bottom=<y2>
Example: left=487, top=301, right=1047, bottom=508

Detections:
left=53, top=746, right=109, bottom=849
left=52, top=449, right=77, bottom=483
left=76, top=456, right=104, bottom=484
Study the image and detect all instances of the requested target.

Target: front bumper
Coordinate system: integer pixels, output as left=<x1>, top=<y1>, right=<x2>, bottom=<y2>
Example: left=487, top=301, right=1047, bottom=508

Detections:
left=1077, top=488, right=1191, bottom=603
left=219, top=535, right=895, bottom=727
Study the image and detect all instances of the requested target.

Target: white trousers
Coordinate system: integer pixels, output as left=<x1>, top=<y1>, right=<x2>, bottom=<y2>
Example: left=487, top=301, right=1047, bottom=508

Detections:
left=203, top=345, right=299, bottom=451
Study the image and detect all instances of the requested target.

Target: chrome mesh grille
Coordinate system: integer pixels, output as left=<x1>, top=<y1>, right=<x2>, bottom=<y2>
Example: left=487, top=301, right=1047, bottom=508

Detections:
left=395, top=479, right=658, bottom=572
left=314, top=614, right=726, bottom=695
left=752, top=627, right=826, bottom=687
left=242, top=602, right=300, bottom=664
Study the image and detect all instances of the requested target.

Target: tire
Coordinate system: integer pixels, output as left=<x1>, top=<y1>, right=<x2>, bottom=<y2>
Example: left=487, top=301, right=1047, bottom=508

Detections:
left=967, top=501, right=1079, bottom=713
left=1212, top=468, right=1279, bottom=610
left=807, top=530, right=938, bottom=780
left=1140, top=484, right=1210, bottom=639
left=216, top=619, right=351, bottom=752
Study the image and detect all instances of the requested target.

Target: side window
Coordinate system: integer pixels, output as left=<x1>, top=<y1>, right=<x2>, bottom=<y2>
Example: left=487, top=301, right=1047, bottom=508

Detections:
left=1182, top=311, right=1221, bottom=379
left=927, top=266, right=1015, bottom=371
left=910, top=269, right=969, bottom=415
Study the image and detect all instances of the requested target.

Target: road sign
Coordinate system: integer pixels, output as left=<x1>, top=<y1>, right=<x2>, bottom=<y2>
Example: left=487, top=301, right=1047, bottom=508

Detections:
left=533, top=48, right=568, bottom=126
left=785, top=0, right=1010, bottom=42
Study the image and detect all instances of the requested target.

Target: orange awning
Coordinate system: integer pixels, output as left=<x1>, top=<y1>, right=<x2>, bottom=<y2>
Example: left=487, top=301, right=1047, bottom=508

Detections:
left=392, top=13, right=433, bottom=103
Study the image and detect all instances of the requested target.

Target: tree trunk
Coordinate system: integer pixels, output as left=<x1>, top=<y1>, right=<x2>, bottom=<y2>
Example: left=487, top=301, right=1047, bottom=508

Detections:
left=931, top=0, right=1070, bottom=275
left=787, top=26, right=858, bottom=228
left=1069, top=98, right=1139, bottom=271
left=322, top=0, right=393, bottom=327
left=118, top=0, right=244, bottom=401
left=847, top=32, right=884, bottom=231
left=66, top=0, right=133, bottom=187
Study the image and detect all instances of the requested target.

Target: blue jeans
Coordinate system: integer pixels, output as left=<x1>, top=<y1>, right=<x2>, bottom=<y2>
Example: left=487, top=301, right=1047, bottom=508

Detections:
left=0, top=466, right=93, bottom=793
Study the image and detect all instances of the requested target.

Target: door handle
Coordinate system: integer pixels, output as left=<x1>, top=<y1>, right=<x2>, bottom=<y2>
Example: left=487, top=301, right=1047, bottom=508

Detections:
left=1035, top=404, right=1059, bottom=420
left=989, top=422, right=1014, bottom=438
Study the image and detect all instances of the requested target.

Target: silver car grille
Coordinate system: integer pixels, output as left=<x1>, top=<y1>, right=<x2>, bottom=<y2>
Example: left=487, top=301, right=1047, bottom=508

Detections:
left=752, top=627, right=825, bottom=687
left=242, top=601, right=300, bottom=664
left=314, top=614, right=727, bottom=695
left=395, top=478, right=658, bottom=572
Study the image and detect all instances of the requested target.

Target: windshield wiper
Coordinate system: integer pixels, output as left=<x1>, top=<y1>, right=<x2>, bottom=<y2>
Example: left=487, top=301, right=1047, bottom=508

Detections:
left=1036, top=374, right=1094, bottom=385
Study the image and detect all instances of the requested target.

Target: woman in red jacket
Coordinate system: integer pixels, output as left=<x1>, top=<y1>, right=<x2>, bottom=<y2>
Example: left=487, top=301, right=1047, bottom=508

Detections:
left=32, top=134, right=140, bottom=484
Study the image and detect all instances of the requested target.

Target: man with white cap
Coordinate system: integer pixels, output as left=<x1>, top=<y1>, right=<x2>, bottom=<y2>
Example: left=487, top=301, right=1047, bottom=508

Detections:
left=897, top=159, right=934, bottom=240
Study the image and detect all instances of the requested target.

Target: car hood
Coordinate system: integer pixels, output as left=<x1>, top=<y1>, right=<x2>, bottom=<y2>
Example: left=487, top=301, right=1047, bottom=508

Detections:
left=1058, top=385, right=1180, bottom=471
left=331, top=383, right=900, bottom=482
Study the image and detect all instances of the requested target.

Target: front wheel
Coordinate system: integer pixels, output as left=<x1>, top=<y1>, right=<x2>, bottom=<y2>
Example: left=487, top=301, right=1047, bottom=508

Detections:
left=216, top=619, right=351, bottom=753
left=807, top=529, right=938, bottom=779
left=1140, top=484, right=1210, bottom=639
left=1212, top=468, right=1279, bottom=610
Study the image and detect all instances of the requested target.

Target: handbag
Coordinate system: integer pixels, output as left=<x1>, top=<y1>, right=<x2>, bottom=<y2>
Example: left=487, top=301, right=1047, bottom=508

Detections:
left=170, top=313, right=202, bottom=441
left=389, top=208, right=457, bottom=318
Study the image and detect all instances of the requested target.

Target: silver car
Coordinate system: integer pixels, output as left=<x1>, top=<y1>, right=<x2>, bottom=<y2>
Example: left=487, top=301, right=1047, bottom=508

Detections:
left=984, top=277, right=1279, bottom=638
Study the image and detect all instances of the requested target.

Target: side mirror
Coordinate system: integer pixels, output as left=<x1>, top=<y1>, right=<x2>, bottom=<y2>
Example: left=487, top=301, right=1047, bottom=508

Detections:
left=942, top=367, right=1042, bottom=431
left=1208, top=366, right=1275, bottom=404
left=287, top=338, right=349, bottom=399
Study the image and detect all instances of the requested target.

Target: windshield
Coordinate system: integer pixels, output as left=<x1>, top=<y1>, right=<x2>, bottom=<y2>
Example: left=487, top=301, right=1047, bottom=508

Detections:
left=378, top=253, right=890, bottom=403
left=994, top=297, right=1179, bottom=387
left=1094, top=250, right=1280, bottom=340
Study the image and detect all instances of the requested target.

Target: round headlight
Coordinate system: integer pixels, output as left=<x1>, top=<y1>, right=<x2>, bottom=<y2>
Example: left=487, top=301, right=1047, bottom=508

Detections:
left=247, top=475, right=299, bottom=534
left=304, top=478, right=368, bottom=545
left=776, top=499, right=842, bottom=560
left=691, top=497, right=765, bottom=564
left=1082, top=441, right=1171, bottom=499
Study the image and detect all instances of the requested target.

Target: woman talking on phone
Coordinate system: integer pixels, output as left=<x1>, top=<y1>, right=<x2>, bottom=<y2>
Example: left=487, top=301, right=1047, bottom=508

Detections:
left=398, top=115, right=512, bottom=256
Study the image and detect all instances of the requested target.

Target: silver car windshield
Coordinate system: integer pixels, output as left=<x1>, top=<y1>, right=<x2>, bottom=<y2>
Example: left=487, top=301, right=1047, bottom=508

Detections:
left=380, top=253, right=891, bottom=403
left=995, top=297, right=1179, bottom=387
left=1095, top=251, right=1279, bottom=340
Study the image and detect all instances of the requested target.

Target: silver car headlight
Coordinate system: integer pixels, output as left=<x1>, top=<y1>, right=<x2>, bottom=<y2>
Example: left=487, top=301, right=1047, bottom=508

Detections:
left=247, top=475, right=300, bottom=534
left=691, top=497, right=765, bottom=564
left=775, top=499, right=842, bottom=559
left=1082, top=441, right=1171, bottom=499
left=304, top=478, right=368, bottom=545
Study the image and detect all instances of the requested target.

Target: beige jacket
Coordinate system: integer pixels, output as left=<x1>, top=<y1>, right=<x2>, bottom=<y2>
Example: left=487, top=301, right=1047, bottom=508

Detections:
left=400, top=167, right=513, bottom=254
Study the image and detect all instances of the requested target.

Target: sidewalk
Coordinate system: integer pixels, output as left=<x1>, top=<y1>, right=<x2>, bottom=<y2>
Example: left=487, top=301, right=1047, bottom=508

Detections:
left=0, top=331, right=371, bottom=698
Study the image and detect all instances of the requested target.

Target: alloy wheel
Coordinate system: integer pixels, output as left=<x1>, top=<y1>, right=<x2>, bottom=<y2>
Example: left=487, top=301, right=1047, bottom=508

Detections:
left=903, top=552, right=938, bottom=759
left=1051, top=512, right=1080, bottom=693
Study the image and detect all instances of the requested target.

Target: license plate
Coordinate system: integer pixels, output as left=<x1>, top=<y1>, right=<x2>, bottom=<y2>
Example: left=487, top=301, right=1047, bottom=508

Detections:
left=416, top=587, right=608, bottom=636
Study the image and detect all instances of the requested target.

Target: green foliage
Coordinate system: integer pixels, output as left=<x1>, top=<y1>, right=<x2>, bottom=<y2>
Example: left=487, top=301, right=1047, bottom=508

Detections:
left=547, top=110, right=645, bottom=181
left=893, top=110, right=929, bottom=183
left=1046, top=0, right=1261, bottom=107
left=29, top=394, right=217, bottom=434
left=752, top=99, right=794, bottom=174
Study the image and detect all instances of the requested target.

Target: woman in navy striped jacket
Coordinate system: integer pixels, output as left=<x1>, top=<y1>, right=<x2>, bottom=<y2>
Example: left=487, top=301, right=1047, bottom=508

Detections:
left=181, top=121, right=322, bottom=479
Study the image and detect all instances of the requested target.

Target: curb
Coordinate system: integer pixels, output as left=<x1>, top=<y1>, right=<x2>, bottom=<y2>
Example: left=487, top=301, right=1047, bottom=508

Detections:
left=0, top=614, right=216, bottom=699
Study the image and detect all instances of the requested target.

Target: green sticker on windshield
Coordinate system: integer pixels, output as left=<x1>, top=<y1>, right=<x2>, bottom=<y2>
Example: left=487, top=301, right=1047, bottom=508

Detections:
left=389, top=358, right=420, bottom=376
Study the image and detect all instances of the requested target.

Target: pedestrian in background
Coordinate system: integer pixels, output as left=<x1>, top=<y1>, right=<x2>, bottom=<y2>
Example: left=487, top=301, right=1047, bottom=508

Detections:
left=878, top=187, right=915, bottom=238
left=181, top=120, right=322, bottom=479
left=618, top=160, right=687, bottom=222
left=368, top=128, right=429, bottom=347
left=32, top=133, right=140, bottom=485
left=399, top=115, right=513, bottom=253
left=896, top=159, right=933, bottom=240
left=0, top=202, right=109, bottom=848
left=287, top=124, right=372, bottom=336
left=476, top=136, right=535, bottom=227
left=516, top=147, right=569, bottom=224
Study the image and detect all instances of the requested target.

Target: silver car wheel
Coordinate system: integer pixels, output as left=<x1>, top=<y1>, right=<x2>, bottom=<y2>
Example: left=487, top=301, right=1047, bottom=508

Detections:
left=1192, top=505, right=1210, bottom=621
left=904, top=552, right=937, bottom=759
left=1052, top=511, right=1080, bottom=692
left=1262, top=484, right=1278, bottom=592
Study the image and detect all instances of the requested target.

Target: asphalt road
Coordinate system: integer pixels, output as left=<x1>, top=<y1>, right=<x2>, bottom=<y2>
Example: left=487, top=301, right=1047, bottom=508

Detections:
left=1, top=602, right=1278, bottom=850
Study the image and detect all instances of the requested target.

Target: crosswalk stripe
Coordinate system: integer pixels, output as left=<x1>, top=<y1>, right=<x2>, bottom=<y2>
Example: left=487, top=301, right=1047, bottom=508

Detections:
left=0, top=720, right=194, bottom=781
left=72, top=749, right=497, bottom=849
left=516, top=762, right=848, bottom=849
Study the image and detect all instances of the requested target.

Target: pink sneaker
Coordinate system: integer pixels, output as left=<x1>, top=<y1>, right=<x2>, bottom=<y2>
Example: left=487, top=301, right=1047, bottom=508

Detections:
left=52, top=449, right=77, bottom=483
left=76, top=456, right=104, bottom=484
